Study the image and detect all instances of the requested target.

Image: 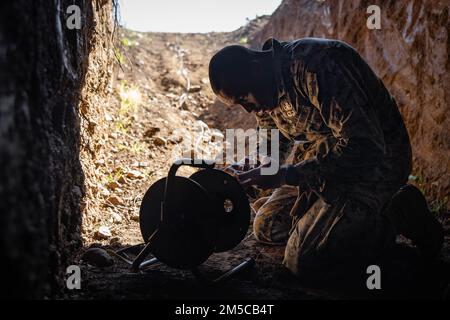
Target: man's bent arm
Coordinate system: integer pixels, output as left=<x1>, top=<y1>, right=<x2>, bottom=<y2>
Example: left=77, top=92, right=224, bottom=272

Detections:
left=285, top=54, right=386, bottom=191
left=255, top=111, right=293, bottom=165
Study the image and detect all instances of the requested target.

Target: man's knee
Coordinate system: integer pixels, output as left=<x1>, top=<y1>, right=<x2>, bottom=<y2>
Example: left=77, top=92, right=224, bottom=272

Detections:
left=253, top=206, right=292, bottom=244
left=283, top=201, right=395, bottom=278
left=252, top=186, right=297, bottom=244
left=252, top=208, right=274, bottom=244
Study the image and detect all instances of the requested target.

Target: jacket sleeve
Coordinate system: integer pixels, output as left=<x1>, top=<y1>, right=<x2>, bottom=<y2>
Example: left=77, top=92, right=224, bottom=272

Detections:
left=254, top=111, right=294, bottom=165
left=286, top=52, right=386, bottom=191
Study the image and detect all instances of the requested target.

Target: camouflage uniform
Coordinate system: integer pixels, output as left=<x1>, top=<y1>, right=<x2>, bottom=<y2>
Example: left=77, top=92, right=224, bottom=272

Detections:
left=252, top=38, right=412, bottom=278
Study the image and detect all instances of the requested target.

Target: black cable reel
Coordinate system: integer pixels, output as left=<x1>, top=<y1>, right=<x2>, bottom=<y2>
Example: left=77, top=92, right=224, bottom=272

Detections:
left=128, top=159, right=254, bottom=283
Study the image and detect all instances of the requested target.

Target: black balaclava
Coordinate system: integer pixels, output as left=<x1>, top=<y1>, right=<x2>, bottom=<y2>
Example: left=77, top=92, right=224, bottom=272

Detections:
left=208, top=42, right=279, bottom=112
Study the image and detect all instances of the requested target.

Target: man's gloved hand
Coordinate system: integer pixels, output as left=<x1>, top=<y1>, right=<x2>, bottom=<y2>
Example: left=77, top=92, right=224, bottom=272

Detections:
left=236, top=162, right=287, bottom=190
left=223, top=156, right=261, bottom=176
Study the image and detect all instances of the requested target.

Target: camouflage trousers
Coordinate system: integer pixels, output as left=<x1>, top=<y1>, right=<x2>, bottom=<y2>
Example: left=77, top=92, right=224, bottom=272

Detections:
left=252, top=182, right=400, bottom=279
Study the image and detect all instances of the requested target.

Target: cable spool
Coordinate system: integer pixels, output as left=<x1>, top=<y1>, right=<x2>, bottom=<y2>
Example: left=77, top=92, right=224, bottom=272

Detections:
left=138, top=159, right=251, bottom=270
left=189, top=169, right=250, bottom=253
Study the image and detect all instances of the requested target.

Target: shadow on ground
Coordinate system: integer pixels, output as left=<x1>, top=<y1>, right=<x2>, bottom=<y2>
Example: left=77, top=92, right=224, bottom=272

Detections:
left=69, top=212, right=450, bottom=300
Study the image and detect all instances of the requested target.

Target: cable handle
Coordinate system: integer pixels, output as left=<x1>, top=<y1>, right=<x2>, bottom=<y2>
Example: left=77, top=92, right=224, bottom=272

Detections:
left=168, top=158, right=215, bottom=178
left=162, top=159, right=216, bottom=222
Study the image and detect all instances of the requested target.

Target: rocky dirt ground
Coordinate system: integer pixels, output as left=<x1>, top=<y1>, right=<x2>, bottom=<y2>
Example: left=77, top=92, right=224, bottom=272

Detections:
left=66, top=22, right=450, bottom=300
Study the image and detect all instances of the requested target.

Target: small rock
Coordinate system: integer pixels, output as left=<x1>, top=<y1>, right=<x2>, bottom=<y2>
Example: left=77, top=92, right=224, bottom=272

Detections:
left=101, top=188, right=111, bottom=197
left=165, top=92, right=178, bottom=99
left=153, top=136, right=167, bottom=146
left=95, top=159, right=105, bottom=166
left=109, top=132, right=118, bottom=139
left=144, top=126, right=160, bottom=138
left=107, top=195, right=124, bottom=206
left=94, top=226, right=112, bottom=240
left=106, top=181, right=120, bottom=190
left=105, top=113, right=113, bottom=121
left=81, top=248, right=114, bottom=267
left=131, top=161, right=149, bottom=168
left=126, top=169, right=143, bottom=179
left=189, top=85, right=202, bottom=93
left=130, top=213, right=140, bottom=222
left=111, top=212, right=123, bottom=224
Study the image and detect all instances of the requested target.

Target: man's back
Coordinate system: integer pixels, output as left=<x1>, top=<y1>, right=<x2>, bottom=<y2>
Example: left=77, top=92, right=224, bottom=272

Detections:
left=262, top=37, right=412, bottom=185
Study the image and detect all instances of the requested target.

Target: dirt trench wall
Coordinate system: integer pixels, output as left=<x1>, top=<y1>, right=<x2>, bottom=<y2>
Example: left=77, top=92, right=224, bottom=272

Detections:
left=0, top=0, right=113, bottom=298
left=252, top=0, right=450, bottom=208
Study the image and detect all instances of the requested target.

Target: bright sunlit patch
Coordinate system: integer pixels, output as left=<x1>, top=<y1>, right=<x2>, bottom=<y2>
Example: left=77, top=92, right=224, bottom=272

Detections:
left=118, top=82, right=142, bottom=113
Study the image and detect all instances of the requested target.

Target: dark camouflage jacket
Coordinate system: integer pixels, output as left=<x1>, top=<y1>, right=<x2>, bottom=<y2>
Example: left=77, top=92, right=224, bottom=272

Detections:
left=256, top=38, right=412, bottom=201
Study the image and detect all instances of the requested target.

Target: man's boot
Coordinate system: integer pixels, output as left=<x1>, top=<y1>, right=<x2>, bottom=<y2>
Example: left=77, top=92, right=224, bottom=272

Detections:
left=384, top=185, right=444, bottom=258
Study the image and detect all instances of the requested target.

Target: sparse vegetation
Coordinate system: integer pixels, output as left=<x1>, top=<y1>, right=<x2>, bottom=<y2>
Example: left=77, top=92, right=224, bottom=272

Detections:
left=239, top=37, right=248, bottom=44
left=114, top=48, right=125, bottom=65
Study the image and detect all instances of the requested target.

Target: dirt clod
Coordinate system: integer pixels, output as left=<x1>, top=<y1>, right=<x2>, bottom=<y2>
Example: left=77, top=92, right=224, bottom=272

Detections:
left=153, top=136, right=167, bottom=147
left=81, top=248, right=114, bottom=267
left=107, top=181, right=121, bottom=190
left=106, top=196, right=124, bottom=206
left=144, top=127, right=161, bottom=138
